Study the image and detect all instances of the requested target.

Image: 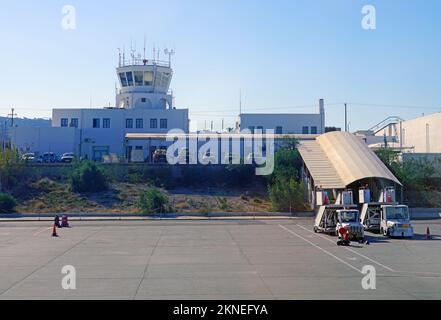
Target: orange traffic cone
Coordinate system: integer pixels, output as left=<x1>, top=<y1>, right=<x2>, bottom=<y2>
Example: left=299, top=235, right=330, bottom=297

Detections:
left=426, top=227, right=432, bottom=240
left=52, top=224, right=58, bottom=237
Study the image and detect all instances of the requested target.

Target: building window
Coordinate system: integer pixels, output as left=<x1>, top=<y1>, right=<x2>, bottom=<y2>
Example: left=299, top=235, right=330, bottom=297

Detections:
left=126, top=119, right=133, bottom=129
left=103, top=118, right=111, bottom=129
left=141, top=98, right=147, bottom=103
left=70, top=118, right=79, bottom=128
left=61, top=118, right=68, bottom=128
left=311, top=126, right=318, bottom=134
left=302, top=126, right=309, bottom=134
left=276, top=126, right=283, bottom=134
left=248, top=126, right=255, bottom=134
left=144, top=71, right=154, bottom=86
left=150, top=119, right=158, bottom=129
left=136, top=119, right=143, bottom=129
left=93, top=118, right=100, bottom=128
left=134, top=71, right=143, bottom=86
left=256, top=126, right=264, bottom=133
left=119, top=73, right=128, bottom=87
left=126, top=72, right=134, bottom=86
left=160, top=119, right=168, bottom=129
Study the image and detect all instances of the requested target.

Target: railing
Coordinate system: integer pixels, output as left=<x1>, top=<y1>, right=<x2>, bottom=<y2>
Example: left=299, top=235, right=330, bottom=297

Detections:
left=119, top=58, right=170, bottom=68
left=368, top=116, right=404, bottom=134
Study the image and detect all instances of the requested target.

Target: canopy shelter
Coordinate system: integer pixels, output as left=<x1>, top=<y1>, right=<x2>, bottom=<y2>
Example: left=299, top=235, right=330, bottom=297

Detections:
left=298, top=132, right=401, bottom=206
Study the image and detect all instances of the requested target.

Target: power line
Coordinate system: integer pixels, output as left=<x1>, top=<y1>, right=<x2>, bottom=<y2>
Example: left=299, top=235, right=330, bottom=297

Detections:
left=329, top=102, right=441, bottom=110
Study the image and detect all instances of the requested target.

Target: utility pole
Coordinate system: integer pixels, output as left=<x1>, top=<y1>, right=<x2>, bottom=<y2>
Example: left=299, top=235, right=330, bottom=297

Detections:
left=344, top=103, right=348, bottom=132
left=8, top=108, right=17, bottom=127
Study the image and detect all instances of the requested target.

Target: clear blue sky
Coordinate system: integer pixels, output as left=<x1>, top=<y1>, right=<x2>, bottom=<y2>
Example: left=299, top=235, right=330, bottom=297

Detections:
left=0, top=0, right=440, bottom=131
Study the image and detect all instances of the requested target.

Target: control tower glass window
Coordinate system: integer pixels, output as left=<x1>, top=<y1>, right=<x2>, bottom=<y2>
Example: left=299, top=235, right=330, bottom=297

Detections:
left=126, top=72, right=134, bottom=86
left=144, top=71, right=153, bottom=86
left=134, top=71, right=143, bottom=86
left=119, top=73, right=128, bottom=87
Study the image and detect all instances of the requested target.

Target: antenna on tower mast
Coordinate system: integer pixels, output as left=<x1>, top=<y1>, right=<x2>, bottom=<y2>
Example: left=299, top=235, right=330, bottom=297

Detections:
left=164, top=48, right=175, bottom=67
left=143, top=36, right=146, bottom=60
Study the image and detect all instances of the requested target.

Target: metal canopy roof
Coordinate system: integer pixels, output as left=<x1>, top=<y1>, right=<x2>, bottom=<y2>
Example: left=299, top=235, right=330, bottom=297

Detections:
left=298, top=140, right=346, bottom=189
left=298, top=132, right=401, bottom=189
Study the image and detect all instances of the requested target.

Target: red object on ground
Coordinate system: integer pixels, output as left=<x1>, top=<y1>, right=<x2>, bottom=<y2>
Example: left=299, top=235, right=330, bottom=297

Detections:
left=339, top=227, right=347, bottom=236
left=52, top=224, right=58, bottom=237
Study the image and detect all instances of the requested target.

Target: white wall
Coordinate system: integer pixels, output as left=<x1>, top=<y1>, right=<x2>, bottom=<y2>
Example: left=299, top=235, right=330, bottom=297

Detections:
left=239, top=113, right=324, bottom=134
left=11, top=107, right=189, bottom=160
left=376, top=112, right=441, bottom=153
left=400, top=113, right=441, bottom=153
left=11, top=127, right=79, bottom=155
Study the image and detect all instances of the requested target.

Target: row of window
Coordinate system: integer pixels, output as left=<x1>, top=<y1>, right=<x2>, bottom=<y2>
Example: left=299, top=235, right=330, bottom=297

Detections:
left=92, top=118, right=111, bottom=129
left=126, top=118, right=168, bottom=129
left=61, top=118, right=169, bottom=130
left=61, top=118, right=79, bottom=128
left=119, top=71, right=170, bottom=88
left=248, top=126, right=318, bottom=135
left=248, top=126, right=283, bottom=134
left=303, top=126, right=318, bottom=134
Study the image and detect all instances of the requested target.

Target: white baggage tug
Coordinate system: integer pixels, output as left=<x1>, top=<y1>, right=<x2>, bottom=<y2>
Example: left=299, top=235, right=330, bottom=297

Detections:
left=360, top=187, right=413, bottom=238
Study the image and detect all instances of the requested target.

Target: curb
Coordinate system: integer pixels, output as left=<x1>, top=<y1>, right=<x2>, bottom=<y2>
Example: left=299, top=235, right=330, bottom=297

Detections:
left=0, top=212, right=315, bottom=222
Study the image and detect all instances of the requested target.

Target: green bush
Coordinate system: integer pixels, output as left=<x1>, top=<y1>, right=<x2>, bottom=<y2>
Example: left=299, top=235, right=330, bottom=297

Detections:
left=0, top=193, right=17, bottom=213
left=267, top=146, right=307, bottom=212
left=70, top=161, right=108, bottom=193
left=376, top=147, right=441, bottom=193
left=137, top=188, right=172, bottom=215
left=269, top=177, right=308, bottom=212
left=0, top=149, right=22, bottom=190
left=216, top=197, right=230, bottom=211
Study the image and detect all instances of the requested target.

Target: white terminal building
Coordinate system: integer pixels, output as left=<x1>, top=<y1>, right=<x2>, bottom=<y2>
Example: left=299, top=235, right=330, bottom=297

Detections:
left=11, top=53, right=189, bottom=161
left=10, top=50, right=327, bottom=162
left=237, top=99, right=325, bottom=135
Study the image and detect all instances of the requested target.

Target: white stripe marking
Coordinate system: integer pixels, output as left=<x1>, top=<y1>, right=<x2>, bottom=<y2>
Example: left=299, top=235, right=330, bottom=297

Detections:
left=296, top=224, right=396, bottom=272
left=279, top=225, right=362, bottom=274
left=33, top=227, right=52, bottom=236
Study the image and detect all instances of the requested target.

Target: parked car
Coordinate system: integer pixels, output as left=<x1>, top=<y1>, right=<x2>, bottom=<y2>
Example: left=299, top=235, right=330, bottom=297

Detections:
left=61, top=153, right=76, bottom=163
left=153, top=149, right=167, bottom=164
left=41, top=152, right=57, bottom=163
left=21, top=153, right=36, bottom=163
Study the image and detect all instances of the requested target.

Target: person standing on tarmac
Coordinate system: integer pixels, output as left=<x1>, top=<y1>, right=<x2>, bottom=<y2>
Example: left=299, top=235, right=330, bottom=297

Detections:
left=54, top=215, right=61, bottom=228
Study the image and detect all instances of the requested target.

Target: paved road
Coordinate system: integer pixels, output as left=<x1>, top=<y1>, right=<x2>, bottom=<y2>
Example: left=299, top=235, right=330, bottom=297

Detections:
left=0, top=219, right=440, bottom=300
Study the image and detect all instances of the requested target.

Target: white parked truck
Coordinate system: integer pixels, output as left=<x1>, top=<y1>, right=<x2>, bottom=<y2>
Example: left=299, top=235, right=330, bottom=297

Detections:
left=360, top=203, right=413, bottom=238
left=314, top=205, right=365, bottom=242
